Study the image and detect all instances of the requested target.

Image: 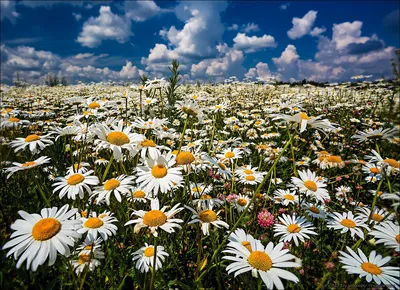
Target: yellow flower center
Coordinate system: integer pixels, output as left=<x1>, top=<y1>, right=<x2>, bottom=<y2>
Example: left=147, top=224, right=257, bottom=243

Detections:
left=200, top=194, right=212, bottom=200
left=182, top=106, right=197, bottom=116
left=247, top=251, right=273, bottom=272
left=308, top=206, right=320, bottom=214
left=74, top=163, right=83, bottom=170
left=99, top=213, right=107, bottom=218
left=199, top=209, right=217, bottom=223
left=84, top=245, right=93, bottom=250
left=25, top=134, right=41, bottom=142
left=145, top=99, right=152, bottom=104
left=283, top=194, right=294, bottom=201
left=103, top=178, right=120, bottom=190
left=319, top=151, right=330, bottom=156
left=384, top=159, right=400, bottom=168
left=67, top=174, right=85, bottom=185
left=8, top=117, right=20, bottom=122
left=141, top=139, right=156, bottom=147
left=22, top=161, right=36, bottom=167
left=89, top=102, right=100, bottom=109
left=371, top=213, right=383, bottom=222
left=340, top=219, right=356, bottom=228
left=81, top=211, right=87, bottom=217
left=151, top=164, right=168, bottom=178
left=133, top=190, right=146, bottom=198
left=225, top=152, right=235, bottom=159
left=370, top=168, right=380, bottom=174
left=144, top=247, right=155, bottom=257
left=78, top=254, right=91, bottom=264
left=83, top=111, right=92, bottom=115
left=84, top=217, right=104, bottom=229
left=32, top=218, right=61, bottom=241
left=304, top=180, right=317, bottom=192
left=327, top=155, right=342, bottom=163
left=106, top=132, right=129, bottom=146
left=245, top=175, right=255, bottom=181
left=241, top=241, right=252, bottom=252
left=395, top=234, right=400, bottom=244
left=361, top=262, right=382, bottom=275
left=176, top=152, right=195, bottom=165
left=243, top=169, right=253, bottom=174
left=218, top=162, right=227, bottom=170
left=299, top=112, right=310, bottom=120
left=143, top=210, right=167, bottom=227
left=287, top=224, right=300, bottom=233
left=237, top=198, right=247, bottom=206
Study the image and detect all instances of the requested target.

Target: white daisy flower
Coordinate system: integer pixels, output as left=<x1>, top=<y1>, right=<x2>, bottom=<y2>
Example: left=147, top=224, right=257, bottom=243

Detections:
left=3, top=156, right=51, bottom=179
left=2, top=204, right=82, bottom=271
left=127, top=187, right=151, bottom=203
left=185, top=205, right=229, bottom=236
left=78, top=211, right=118, bottom=241
left=327, top=211, right=369, bottom=239
left=369, top=221, right=400, bottom=252
left=273, top=214, right=317, bottom=246
left=339, top=246, right=400, bottom=288
left=66, top=162, right=90, bottom=175
left=301, top=202, right=327, bottom=219
left=125, top=198, right=183, bottom=237
left=222, top=239, right=300, bottom=289
left=233, top=194, right=252, bottom=212
left=188, top=182, right=212, bottom=198
left=136, top=152, right=183, bottom=195
left=227, top=228, right=256, bottom=253
left=192, top=194, right=224, bottom=209
left=132, top=243, right=169, bottom=273
left=291, top=169, right=330, bottom=203
left=216, top=147, right=243, bottom=163
left=71, top=248, right=105, bottom=275
left=357, top=207, right=393, bottom=225
left=91, top=175, right=135, bottom=205
left=52, top=170, right=99, bottom=200
left=273, top=189, right=299, bottom=206
left=92, top=120, right=145, bottom=160
left=9, top=134, right=54, bottom=154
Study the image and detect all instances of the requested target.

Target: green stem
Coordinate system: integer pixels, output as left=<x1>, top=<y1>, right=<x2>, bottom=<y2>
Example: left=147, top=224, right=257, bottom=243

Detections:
left=178, top=116, right=189, bottom=153
left=367, top=178, right=384, bottom=224
left=101, top=154, right=114, bottom=182
left=149, top=237, right=158, bottom=290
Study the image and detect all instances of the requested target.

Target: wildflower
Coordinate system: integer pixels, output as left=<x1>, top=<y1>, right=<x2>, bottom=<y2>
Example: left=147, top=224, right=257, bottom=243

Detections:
left=185, top=205, right=229, bottom=236
left=3, top=156, right=51, bottom=179
left=273, top=214, right=317, bottom=246
left=78, top=211, right=118, bottom=241
left=52, top=170, right=99, bottom=200
left=257, top=209, right=275, bottom=228
left=9, top=134, right=54, bottom=154
left=91, top=175, right=135, bottom=205
left=369, top=221, right=400, bottom=252
left=327, top=211, right=369, bottom=239
left=132, top=243, right=169, bottom=273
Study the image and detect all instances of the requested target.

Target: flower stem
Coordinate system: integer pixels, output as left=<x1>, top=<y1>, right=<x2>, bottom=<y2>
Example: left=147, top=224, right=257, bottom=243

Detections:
left=149, top=237, right=158, bottom=290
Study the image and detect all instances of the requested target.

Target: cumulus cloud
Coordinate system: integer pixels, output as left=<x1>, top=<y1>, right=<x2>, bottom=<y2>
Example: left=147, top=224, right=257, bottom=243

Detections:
left=77, top=6, right=132, bottom=48
left=233, top=33, right=277, bottom=53
left=245, top=62, right=280, bottom=81
left=0, top=45, right=143, bottom=84
left=309, top=26, right=326, bottom=37
left=124, top=0, right=161, bottom=22
left=1, top=0, right=19, bottom=23
left=332, top=21, right=369, bottom=50
left=227, top=23, right=239, bottom=31
left=241, top=23, right=260, bottom=33
left=287, top=10, right=318, bottom=39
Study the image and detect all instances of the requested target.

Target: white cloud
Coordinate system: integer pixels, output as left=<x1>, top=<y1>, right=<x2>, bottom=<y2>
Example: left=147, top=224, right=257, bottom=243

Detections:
left=74, top=53, right=94, bottom=59
left=233, top=33, right=277, bottom=53
left=77, top=6, right=132, bottom=48
left=332, top=21, right=369, bottom=50
left=227, top=23, right=239, bottom=31
left=310, top=26, right=326, bottom=37
left=1, top=0, right=19, bottom=23
left=287, top=10, right=317, bottom=39
left=280, top=3, right=290, bottom=10
left=72, top=12, right=82, bottom=21
left=124, top=0, right=161, bottom=22
left=241, top=23, right=259, bottom=33
left=245, top=62, right=280, bottom=81
left=119, top=61, right=143, bottom=79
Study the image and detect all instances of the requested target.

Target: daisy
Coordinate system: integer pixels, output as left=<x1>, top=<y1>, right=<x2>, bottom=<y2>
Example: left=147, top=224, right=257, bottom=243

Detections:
left=66, top=162, right=90, bottom=175
left=325, top=155, right=345, bottom=169
left=91, top=175, right=135, bottom=205
left=273, top=214, right=317, bottom=246
left=188, top=182, right=212, bottom=198
left=132, top=243, right=169, bottom=273
left=125, top=198, right=183, bottom=237
left=3, top=156, right=51, bottom=179
left=131, top=117, right=167, bottom=130
left=136, top=152, right=183, bottom=195
left=273, top=189, right=298, bottom=206
left=52, top=170, right=99, bottom=200
left=175, top=99, right=204, bottom=121
left=222, top=239, right=300, bottom=289
left=71, top=248, right=105, bottom=275
left=49, top=125, right=80, bottom=141
left=94, top=158, right=109, bottom=166
left=127, top=187, right=151, bottom=203
left=291, top=169, right=330, bottom=203
left=335, top=186, right=352, bottom=202
left=272, top=112, right=335, bottom=135
left=227, top=228, right=256, bottom=253
left=9, top=134, right=54, bottom=154
left=365, top=150, right=400, bottom=175
left=78, top=211, right=118, bottom=241
left=339, top=246, right=400, bottom=288
left=185, top=205, right=229, bottom=236
left=237, top=172, right=264, bottom=185
left=351, top=127, right=399, bottom=142
left=369, top=221, right=400, bottom=252
left=92, top=120, right=145, bottom=160
left=301, top=202, right=327, bottom=219
left=203, top=154, right=232, bottom=179
left=75, top=235, right=103, bottom=256
left=192, top=194, right=224, bottom=209
left=2, top=204, right=82, bottom=271
left=216, top=147, right=243, bottom=163
left=327, top=211, right=369, bottom=239
left=137, top=139, right=163, bottom=160
left=233, top=194, right=252, bottom=212
left=357, top=207, right=393, bottom=225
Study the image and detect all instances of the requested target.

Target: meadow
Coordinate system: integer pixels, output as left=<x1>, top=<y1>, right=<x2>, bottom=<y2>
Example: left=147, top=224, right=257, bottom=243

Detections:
left=0, top=73, right=399, bottom=289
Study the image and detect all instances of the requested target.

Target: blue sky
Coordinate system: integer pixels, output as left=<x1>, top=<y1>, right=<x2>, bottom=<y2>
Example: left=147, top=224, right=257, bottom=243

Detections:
left=1, top=0, right=399, bottom=84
